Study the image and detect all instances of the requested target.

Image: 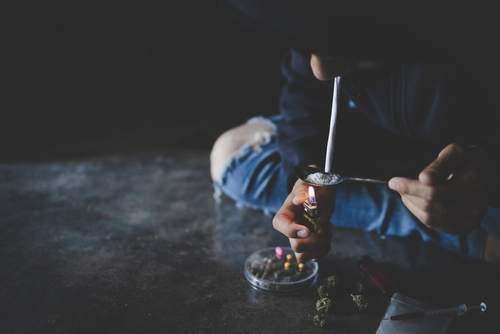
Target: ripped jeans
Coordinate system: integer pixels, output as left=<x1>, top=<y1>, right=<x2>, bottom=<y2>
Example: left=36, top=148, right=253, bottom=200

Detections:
left=212, top=115, right=495, bottom=260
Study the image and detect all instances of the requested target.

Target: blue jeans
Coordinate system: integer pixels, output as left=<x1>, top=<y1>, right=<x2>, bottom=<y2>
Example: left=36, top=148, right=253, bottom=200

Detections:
left=213, top=115, right=496, bottom=260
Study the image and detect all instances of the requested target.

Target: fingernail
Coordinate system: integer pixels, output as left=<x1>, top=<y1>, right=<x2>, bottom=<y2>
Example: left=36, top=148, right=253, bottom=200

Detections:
left=297, top=230, right=309, bottom=238
left=294, top=191, right=307, bottom=200
left=388, top=178, right=398, bottom=190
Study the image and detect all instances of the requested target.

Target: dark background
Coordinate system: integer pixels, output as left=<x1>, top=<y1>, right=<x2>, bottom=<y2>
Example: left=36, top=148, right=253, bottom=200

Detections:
left=1, top=0, right=288, bottom=162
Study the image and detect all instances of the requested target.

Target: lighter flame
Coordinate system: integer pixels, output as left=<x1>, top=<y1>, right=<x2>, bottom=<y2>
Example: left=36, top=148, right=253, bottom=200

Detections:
left=308, top=186, right=316, bottom=205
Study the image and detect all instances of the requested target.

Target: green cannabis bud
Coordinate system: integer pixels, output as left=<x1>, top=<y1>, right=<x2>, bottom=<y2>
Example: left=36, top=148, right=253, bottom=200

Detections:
left=351, top=294, right=370, bottom=311
left=313, top=314, right=326, bottom=327
left=317, top=285, right=329, bottom=298
left=323, top=275, right=340, bottom=289
left=316, top=297, right=332, bottom=313
left=355, top=281, right=367, bottom=294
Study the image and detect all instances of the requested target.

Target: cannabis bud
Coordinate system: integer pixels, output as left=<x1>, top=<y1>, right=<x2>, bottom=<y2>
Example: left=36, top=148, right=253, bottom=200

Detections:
left=313, top=314, right=326, bottom=327
left=317, top=285, right=329, bottom=298
left=323, top=275, right=340, bottom=289
left=316, top=297, right=332, bottom=313
left=351, top=294, right=370, bottom=311
left=355, top=281, right=367, bottom=294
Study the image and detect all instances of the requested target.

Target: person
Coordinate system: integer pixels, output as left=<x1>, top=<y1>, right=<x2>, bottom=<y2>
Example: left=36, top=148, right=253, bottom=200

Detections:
left=210, top=0, right=500, bottom=265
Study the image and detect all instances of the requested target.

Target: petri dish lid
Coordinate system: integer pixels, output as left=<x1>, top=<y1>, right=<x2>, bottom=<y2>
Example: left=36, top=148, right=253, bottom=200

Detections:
left=244, top=246, right=318, bottom=295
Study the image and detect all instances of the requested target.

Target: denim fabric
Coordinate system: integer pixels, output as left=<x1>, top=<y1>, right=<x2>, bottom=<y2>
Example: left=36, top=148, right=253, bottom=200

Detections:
left=482, top=207, right=500, bottom=241
left=213, top=115, right=491, bottom=260
left=213, top=116, right=289, bottom=216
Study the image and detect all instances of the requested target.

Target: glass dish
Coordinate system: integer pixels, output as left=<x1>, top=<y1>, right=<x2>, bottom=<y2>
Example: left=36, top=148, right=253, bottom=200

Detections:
left=244, top=246, right=318, bottom=295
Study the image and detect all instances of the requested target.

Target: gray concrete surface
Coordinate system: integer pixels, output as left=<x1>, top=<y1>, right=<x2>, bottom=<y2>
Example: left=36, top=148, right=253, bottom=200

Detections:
left=1, top=151, right=500, bottom=333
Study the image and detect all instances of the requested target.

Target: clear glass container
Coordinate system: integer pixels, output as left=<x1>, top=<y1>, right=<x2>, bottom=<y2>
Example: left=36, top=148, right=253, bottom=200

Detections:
left=244, top=246, right=318, bottom=295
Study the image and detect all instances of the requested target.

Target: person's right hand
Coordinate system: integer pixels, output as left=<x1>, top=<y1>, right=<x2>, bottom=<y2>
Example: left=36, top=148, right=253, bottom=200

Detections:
left=388, top=143, right=490, bottom=235
left=272, top=178, right=335, bottom=262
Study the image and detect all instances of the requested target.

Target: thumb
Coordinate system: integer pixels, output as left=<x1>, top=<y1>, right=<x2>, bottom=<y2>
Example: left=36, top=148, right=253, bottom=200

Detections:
left=292, top=191, right=309, bottom=205
left=419, top=144, right=466, bottom=186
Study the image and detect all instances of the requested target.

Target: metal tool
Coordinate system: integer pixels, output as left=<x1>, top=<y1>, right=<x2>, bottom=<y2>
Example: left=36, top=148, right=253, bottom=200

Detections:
left=293, top=165, right=387, bottom=187
left=384, top=302, right=487, bottom=320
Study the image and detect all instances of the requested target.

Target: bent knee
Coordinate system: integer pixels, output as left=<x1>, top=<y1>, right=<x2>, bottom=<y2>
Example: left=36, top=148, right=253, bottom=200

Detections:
left=210, top=119, right=276, bottom=182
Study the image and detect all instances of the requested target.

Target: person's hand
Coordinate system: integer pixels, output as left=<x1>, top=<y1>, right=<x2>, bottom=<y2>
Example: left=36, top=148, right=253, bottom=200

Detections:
left=272, top=179, right=335, bottom=262
left=388, top=143, right=490, bottom=234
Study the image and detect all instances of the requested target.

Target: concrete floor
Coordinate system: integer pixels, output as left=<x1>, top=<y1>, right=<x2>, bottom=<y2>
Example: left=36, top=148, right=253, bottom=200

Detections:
left=2, top=47, right=500, bottom=333
left=2, top=152, right=500, bottom=333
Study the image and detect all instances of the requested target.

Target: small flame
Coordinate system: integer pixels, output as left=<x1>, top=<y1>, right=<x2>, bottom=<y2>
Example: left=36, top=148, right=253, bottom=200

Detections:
left=308, top=186, right=316, bottom=205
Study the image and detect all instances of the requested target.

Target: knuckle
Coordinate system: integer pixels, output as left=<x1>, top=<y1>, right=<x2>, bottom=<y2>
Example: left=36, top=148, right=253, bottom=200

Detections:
left=272, top=214, right=287, bottom=232
left=271, top=215, right=279, bottom=229
left=292, top=243, right=305, bottom=254
left=398, top=182, right=410, bottom=194
left=421, top=200, right=433, bottom=213
left=426, top=187, right=439, bottom=200
left=444, top=143, right=464, bottom=157
left=449, top=143, right=463, bottom=152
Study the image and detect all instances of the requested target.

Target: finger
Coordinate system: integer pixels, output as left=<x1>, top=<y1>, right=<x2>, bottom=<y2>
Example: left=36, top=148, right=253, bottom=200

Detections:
left=419, top=144, right=467, bottom=186
left=290, top=236, right=332, bottom=262
left=389, top=177, right=436, bottom=199
left=399, top=195, right=452, bottom=232
left=289, top=223, right=331, bottom=247
left=272, top=209, right=310, bottom=238
left=292, top=191, right=308, bottom=205
left=400, top=195, right=484, bottom=234
left=401, top=191, right=484, bottom=216
left=400, top=193, right=448, bottom=215
left=389, top=171, right=483, bottom=201
left=296, top=243, right=331, bottom=263
left=290, top=225, right=331, bottom=248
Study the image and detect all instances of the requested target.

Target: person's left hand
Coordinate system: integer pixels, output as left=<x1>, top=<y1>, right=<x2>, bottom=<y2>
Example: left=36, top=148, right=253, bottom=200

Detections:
left=272, top=179, right=335, bottom=262
left=388, top=143, right=489, bottom=234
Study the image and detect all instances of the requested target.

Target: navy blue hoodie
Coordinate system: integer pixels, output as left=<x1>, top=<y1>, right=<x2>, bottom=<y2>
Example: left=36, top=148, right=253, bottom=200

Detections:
left=278, top=49, right=497, bottom=190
